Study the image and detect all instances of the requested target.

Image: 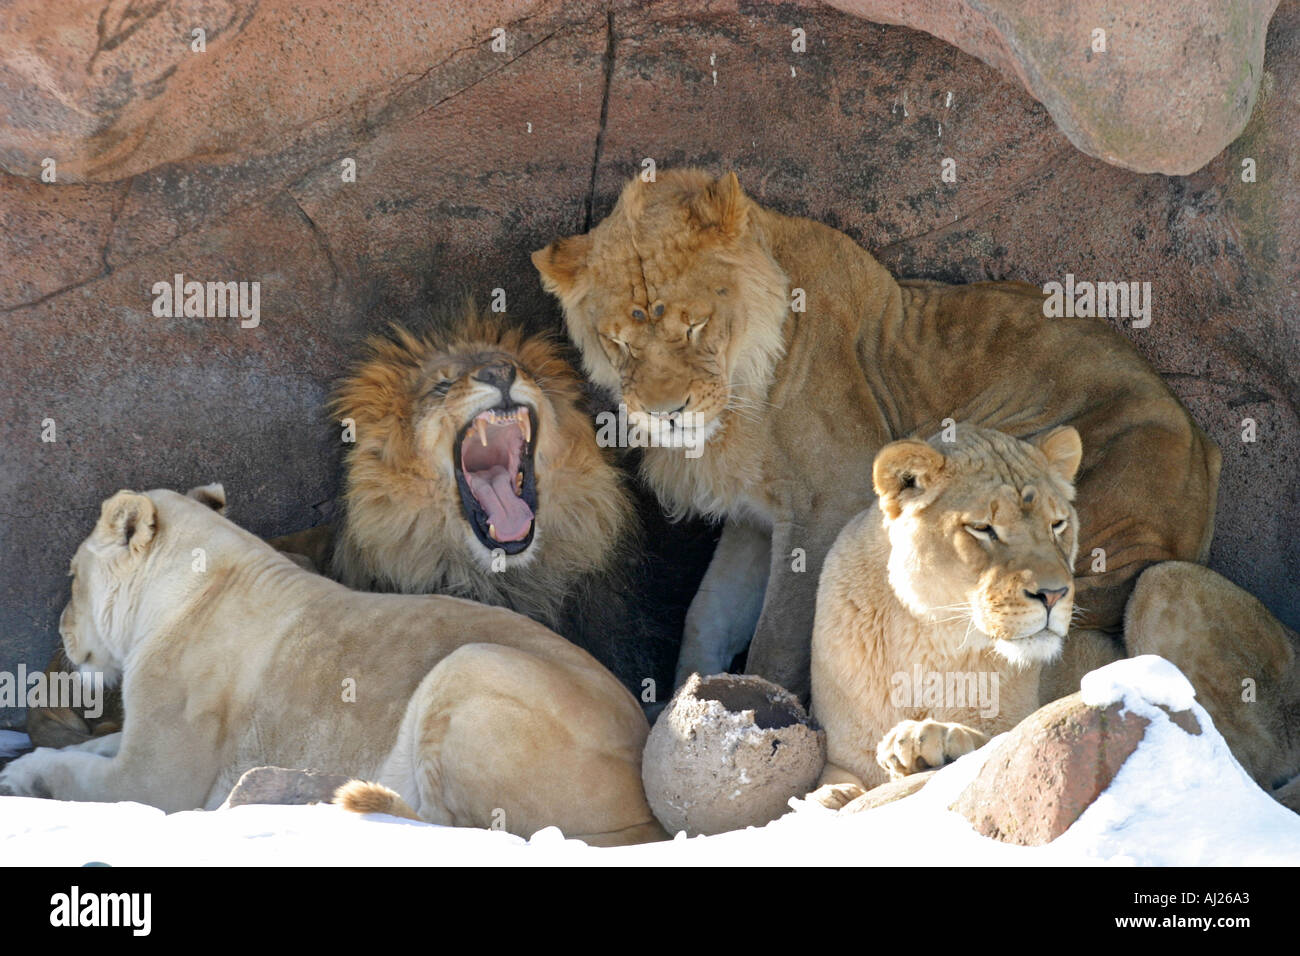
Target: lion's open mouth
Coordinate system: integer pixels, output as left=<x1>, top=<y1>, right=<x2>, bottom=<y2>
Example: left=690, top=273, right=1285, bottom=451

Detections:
left=454, top=404, right=537, bottom=555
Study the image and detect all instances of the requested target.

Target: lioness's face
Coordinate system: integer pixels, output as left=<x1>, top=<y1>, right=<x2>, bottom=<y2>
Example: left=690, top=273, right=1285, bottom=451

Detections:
left=413, top=347, right=547, bottom=558
left=533, top=170, right=790, bottom=453
left=875, top=427, right=1082, bottom=666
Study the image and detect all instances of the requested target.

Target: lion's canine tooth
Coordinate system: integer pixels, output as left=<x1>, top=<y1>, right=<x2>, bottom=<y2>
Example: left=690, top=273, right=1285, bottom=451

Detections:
left=520, top=409, right=531, bottom=444
left=488, top=523, right=497, bottom=539
left=516, top=472, right=523, bottom=493
left=475, top=418, right=489, bottom=446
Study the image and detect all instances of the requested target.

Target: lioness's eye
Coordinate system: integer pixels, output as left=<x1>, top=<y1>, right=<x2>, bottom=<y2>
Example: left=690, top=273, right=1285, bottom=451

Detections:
left=1052, top=519, right=1068, bottom=535
left=966, top=523, right=999, bottom=542
left=631, top=308, right=647, bottom=321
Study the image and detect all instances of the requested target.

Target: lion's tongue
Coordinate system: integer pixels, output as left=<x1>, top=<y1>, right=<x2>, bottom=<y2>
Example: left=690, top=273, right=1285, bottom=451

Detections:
left=466, top=465, right=533, bottom=542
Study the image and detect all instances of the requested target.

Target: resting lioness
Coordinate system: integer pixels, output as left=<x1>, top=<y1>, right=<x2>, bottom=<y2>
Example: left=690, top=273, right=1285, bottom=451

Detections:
left=0, top=485, right=664, bottom=846
left=810, top=423, right=1081, bottom=799
left=533, top=168, right=1220, bottom=701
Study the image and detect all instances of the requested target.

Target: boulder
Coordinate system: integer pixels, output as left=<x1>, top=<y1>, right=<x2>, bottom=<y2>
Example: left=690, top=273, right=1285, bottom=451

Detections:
left=826, top=0, right=1280, bottom=174
left=948, top=692, right=1201, bottom=845
left=642, top=673, right=826, bottom=836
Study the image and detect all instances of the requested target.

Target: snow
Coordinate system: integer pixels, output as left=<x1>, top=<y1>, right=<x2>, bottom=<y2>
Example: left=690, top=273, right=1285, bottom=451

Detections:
left=1080, top=654, right=1196, bottom=713
left=3, top=656, right=1299, bottom=866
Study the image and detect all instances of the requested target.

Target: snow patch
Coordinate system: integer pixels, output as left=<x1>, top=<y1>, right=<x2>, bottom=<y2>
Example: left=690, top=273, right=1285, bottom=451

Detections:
left=3, top=657, right=1298, bottom=865
left=1080, top=654, right=1196, bottom=713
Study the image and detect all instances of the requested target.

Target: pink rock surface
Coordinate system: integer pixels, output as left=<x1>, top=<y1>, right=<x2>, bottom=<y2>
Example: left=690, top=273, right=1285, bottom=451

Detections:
left=949, top=693, right=1201, bottom=845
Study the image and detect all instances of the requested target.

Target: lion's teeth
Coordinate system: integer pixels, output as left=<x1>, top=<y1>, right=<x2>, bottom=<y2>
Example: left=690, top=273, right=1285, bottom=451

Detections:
left=515, top=472, right=523, bottom=493
left=475, top=419, right=488, bottom=446
left=488, top=523, right=497, bottom=540
left=520, top=409, right=531, bottom=444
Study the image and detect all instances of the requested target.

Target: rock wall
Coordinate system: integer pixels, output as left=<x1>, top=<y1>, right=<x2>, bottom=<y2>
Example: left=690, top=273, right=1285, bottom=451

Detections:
left=1, top=0, right=1297, bottom=728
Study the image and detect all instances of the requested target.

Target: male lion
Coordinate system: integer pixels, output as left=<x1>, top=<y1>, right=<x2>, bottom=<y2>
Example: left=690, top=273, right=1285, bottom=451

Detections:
left=811, top=423, right=1083, bottom=799
left=533, top=168, right=1220, bottom=701
left=279, top=304, right=686, bottom=696
left=0, top=485, right=664, bottom=846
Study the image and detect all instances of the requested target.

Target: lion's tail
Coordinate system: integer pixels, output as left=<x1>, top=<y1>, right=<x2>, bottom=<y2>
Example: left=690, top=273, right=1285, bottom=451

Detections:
left=333, top=780, right=422, bottom=821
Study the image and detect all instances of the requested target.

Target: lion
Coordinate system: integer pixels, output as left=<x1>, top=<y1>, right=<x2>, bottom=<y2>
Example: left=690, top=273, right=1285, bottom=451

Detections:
left=285, top=304, right=692, bottom=697
left=532, top=168, right=1221, bottom=704
left=0, top=485, right=665, bottom=846
left=808, top=423, right=1083, bottom=802
left=26, top=305, right=679, bottom=748
left=326, top=306, right=629, bottom=599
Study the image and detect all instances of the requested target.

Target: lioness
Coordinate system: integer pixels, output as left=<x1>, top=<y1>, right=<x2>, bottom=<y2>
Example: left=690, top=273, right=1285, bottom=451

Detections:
left=811, top=423, right=1082, bottom=798
left=810, top=425, right=1300, bottom=810
left=533, top=168, right=1219, bottom=701
left=0, top=485, right=664, bottom=846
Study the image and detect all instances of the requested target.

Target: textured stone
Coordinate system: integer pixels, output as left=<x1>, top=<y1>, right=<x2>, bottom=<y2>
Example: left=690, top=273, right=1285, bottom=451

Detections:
left=642, top=673, right=826, bottom=836
left=220, top=766, right=353, bottom=809
left=826, top=0, right=1280, bottom=174
left=0, top=2, right=1277, bottom=181
left=1, top=2, right=1298, bottom=730
left=0, top=0, right=587, bottom=183
left=949, top=692, right=1201, bottom=845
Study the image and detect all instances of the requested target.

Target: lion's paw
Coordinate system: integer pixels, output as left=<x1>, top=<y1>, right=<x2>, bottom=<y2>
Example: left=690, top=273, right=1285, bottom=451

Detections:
left=806, top=782, right=866, bottom=811
left=0, top=749, right=56, bottom=798
left=876, top=719, right=988, bottom=779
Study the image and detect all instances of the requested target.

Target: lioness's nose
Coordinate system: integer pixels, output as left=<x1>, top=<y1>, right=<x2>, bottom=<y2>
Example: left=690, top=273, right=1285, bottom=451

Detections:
left=1026, top=586, right=1069, bottom=609
left=473, top=360, right=516, bottom=393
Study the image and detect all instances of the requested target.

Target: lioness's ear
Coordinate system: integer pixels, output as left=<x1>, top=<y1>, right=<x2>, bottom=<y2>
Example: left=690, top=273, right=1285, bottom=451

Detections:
left=1033, top=426, right=1083, bottom=483
left=532, top=234, right=593, bottom=298
left=873, top=439, right=945, bottom=519
left=186, top=482, right=226, bottom=514
left=688, top=171, right=748, bottom=239
left=96, top=491, right=157, bottom=556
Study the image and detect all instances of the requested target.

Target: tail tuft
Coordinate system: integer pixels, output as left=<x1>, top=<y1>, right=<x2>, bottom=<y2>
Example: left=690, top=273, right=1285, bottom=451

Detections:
left=333, top=780, right=421, bottom=821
